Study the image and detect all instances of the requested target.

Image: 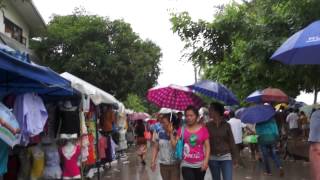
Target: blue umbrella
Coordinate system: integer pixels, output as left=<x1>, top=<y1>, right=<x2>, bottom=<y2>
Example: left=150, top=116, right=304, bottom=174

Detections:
left=245, top=90, right=262, bottom=103
left=271, top=20, right=320, bottom=64
left=189, top=80, right=239, bottom=105
left=240, top=104, right=276, bottom=124
left=235, top=107, right=246, bottom=119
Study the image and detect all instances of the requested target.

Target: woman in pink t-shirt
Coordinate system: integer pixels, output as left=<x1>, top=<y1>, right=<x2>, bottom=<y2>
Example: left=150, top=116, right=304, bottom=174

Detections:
left=171, top=105, right=210, bottom=180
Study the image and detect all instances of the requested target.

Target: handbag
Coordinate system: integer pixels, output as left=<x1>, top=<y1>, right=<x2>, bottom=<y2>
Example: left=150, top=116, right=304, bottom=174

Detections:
left=243, top=135, right=258, bottom=144
left=144, top=126, right=151, bottom=140
left=175, top=126, right=185, bottom=160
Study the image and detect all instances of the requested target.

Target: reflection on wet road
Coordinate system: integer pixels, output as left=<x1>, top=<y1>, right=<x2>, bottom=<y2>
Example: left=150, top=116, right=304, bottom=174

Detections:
left=97, top=146, right=310, bottom=180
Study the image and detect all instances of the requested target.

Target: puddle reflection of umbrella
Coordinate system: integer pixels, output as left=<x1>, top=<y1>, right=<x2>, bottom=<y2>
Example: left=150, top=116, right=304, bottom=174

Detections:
left=240, top=104, right=276, bottom=124
left=147, top=84, right=203, bottom=111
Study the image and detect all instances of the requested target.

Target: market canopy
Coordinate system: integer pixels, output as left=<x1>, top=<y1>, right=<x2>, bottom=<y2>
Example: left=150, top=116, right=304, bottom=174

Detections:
left=0, top=46, right=74, bottom=96
left=60, top=72, right=119, bottom=106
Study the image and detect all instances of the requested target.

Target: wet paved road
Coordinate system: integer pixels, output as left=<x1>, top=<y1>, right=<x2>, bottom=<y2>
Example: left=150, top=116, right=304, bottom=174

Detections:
left=97, top=145, right=310, bottom=180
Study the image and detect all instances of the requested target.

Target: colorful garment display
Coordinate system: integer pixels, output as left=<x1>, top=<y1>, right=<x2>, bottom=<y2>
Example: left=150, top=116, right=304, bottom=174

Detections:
left=101, top=109, right=115, bottom=132
left=105, top=136, right=113, bottom=163
left=13, top=93, right=48, bottom=146
left=60, top=143, right=81, bottom=179
left=30, top=146, right=45, bottom=180
left=116, top=113, right=127, bottom=151
left=86, top=134, right=96, bottom=165
left=81, top=135, right=89, bottom=162
left=43, top=145, right=62, bottom=179
left=98, top=135, right=107, bottom=159
left=0, top=102, right=20, bottom=147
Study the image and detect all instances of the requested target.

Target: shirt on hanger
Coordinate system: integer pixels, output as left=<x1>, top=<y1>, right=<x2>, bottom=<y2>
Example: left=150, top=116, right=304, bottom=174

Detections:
left=14, top=93, right=48, bottom=145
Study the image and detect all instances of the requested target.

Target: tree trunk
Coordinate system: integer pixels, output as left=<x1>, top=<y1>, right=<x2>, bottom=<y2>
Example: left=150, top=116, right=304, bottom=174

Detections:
left=314, top=88, right=318, bottom=105
left=194, top=65, right=198, bottom=83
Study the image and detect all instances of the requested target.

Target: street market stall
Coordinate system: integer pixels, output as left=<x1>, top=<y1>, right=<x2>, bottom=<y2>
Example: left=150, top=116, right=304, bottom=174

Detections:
left=60, top=72, right=126, bottom=179
left=0, top=45, right=82, bottom=180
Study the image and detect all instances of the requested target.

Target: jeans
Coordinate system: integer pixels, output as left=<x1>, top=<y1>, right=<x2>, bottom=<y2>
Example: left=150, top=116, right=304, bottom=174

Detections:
left=209, top=160, right=233, bottom=180
left=181, top=167, right=206, bottom=180
left=259, top=144, right=282, bottom=174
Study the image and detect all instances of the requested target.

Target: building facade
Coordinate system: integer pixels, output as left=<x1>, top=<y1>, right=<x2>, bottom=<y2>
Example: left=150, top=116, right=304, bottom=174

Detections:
left=0, top=0, right=45, bottom=53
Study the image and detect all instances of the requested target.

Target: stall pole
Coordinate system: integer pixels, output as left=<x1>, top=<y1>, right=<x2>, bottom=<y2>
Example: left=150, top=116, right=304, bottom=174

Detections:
left=95, top=105, right=101, bottom=180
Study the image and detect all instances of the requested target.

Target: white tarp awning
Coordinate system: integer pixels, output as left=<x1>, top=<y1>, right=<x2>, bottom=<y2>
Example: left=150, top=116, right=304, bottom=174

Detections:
left=61, top=72, right=120, bottom=106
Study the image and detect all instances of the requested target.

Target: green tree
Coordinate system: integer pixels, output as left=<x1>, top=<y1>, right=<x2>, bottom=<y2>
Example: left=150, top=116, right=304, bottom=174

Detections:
left=124, top=93, right=147, bottom=112
left=171, top=0, right=320, bottom=103
left=32, top=9, right=162, bottom=101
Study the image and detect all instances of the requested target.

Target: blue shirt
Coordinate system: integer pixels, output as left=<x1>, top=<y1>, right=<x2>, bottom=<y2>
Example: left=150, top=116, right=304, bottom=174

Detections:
left=309, top=110, right=320, bottom=143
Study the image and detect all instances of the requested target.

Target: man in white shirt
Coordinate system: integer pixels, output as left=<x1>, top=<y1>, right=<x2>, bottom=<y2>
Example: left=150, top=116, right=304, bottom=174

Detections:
left=286, top=109, right=299, bottom=138
left=228, top=111, right=246, bottom=167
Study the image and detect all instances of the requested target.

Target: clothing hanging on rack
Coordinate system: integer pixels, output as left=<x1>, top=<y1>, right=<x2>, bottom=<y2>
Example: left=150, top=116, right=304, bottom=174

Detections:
left=60, top=143, right=81, bottom=179
left=105, top=136, right=113, bottom=163
left=18, top=148, right=31, bottom=180
left=59, top=105, right=80, bottom=136
left=43, top=144, right=62, bottom=179
left=30, top=145, right=45, bottom=180
left=100, top=108, right=115, bottom=133
left=13, top=93, right=48, bottom=146
left=85, top=134, right=96, bottom=165
left=98, top=134, right=107, bottom=159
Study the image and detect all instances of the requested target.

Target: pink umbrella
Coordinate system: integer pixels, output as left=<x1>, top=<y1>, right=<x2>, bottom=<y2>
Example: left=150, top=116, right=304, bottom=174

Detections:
left=147, top=84, right=203, bottom=111
left=129, top=112, right=150, bottom=121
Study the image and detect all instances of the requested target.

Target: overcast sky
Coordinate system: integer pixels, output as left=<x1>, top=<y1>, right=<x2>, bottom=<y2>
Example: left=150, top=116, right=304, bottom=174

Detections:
left=33, top=0, right=316, bottom=104
left=33, top=0, right=234, bottom=87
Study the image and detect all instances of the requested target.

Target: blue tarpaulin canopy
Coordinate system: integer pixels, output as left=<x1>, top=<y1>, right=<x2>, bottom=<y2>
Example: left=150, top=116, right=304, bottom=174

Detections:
left=0, top=47, right=74, bottom=96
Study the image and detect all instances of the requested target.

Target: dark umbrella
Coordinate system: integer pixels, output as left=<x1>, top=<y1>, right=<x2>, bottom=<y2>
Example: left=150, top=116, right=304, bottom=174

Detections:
left=271, top=20, right=320, bottom=64
left=240, top=104, right=276, bottom=124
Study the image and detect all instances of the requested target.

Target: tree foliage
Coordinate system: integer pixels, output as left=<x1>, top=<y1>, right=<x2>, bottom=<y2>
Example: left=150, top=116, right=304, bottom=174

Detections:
left=123, top=93, right=147, bottom=112
left=32, top=9, right=162, bottom=101
left=171, top=0, right=320, bottom=102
